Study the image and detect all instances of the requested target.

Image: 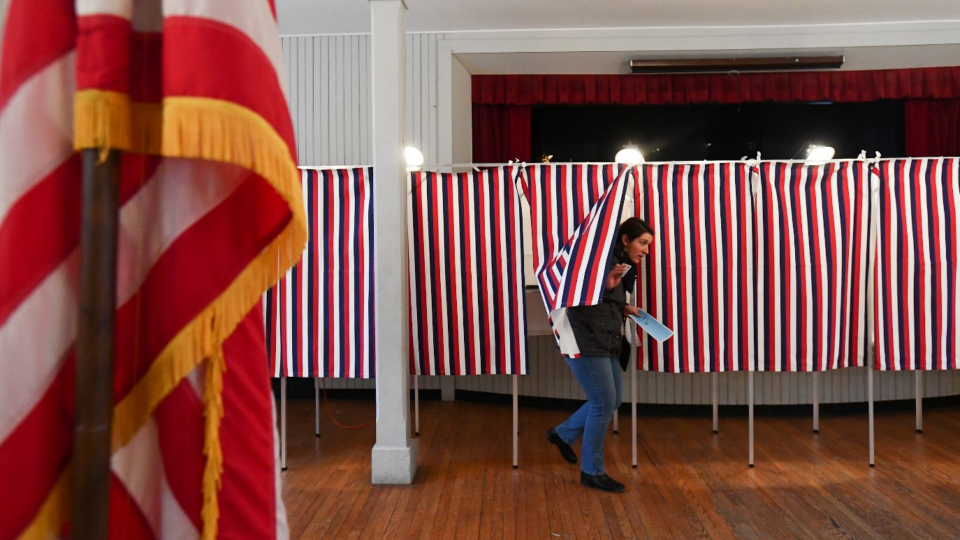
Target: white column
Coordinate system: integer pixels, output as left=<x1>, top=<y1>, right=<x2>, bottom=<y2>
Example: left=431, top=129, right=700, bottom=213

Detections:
left=370, top=0, right=416, bottom=484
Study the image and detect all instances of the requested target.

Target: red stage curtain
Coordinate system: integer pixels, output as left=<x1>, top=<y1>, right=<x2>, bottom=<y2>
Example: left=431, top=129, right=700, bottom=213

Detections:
left=472, top=104, right=532, bottom=163
left=473, top=67, right=960, bottom=106
left=905, top=98, right=960, bottom=157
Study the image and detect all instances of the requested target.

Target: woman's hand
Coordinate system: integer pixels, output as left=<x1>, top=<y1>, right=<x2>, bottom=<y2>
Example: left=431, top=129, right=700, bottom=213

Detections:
left=605, top=263, right=631, bottom=290
left=622, top=305, right=640, bottom=318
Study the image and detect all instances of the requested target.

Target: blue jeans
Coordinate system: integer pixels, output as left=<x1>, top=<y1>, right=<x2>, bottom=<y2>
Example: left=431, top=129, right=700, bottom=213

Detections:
left=554, top=356, right=623, bottom=475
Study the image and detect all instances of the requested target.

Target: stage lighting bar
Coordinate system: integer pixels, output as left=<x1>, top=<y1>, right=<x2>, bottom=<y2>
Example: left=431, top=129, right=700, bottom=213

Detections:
left=629, top=55, right=844, bottom=74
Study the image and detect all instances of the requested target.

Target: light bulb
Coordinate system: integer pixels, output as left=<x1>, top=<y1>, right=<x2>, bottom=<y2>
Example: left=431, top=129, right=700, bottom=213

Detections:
left=615, top=147, right=644, bottom=164
left=404, top=146, right=424, bottom=171
left=806, top=145, right=835, bottom=162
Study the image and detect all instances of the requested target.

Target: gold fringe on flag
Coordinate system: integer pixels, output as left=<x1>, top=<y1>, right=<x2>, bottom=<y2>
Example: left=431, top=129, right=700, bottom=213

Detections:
left=201, top=348, right=226, bottom=540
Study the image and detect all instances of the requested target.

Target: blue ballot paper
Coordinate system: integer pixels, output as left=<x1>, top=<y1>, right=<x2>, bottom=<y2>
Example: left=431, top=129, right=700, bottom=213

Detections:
left=628, top=309, right=674, bottom=342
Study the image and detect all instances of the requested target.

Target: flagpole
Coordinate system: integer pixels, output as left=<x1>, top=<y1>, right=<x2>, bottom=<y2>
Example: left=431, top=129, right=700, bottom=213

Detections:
left=72, top=149, right=121, bottom=540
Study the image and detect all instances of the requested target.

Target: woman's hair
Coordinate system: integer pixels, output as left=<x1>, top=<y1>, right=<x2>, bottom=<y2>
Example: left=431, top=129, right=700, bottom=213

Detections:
left=614, top=217, right=654, bottom=258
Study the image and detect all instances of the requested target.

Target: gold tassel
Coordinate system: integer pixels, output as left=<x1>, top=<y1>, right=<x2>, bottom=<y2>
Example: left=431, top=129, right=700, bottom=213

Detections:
left=201, top=347, right=226, bottom=540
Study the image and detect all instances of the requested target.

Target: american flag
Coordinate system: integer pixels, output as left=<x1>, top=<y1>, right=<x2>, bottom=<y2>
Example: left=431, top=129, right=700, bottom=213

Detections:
left=756, top=161, right=871, bottom=372
left=265, top=167, right=375, bottom=379
left=407, top=167, right=528, bottom=375
left=634, top=163, right=755, bottom=373
left=0, top=1, right=304, bottom=538
left=874, top=158, right=960, bottom=371
left=521, top=164, right=633, bottom=357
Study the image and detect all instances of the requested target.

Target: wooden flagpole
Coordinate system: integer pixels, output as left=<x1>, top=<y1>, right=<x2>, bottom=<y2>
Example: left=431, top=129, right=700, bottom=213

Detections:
left=71, top=149, right=121, bottom=540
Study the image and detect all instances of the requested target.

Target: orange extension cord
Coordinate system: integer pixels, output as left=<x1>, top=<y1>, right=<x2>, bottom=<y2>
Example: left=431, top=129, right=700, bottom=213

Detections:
left=320, top=378, right=375, bottom=430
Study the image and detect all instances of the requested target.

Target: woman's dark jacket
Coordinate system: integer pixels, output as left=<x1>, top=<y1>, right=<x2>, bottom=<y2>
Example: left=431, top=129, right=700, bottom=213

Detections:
left=565, top=249, right=636, bottom=358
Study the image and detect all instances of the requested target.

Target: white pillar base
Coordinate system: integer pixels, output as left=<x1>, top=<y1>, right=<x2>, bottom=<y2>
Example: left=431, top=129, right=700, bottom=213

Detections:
left=372, top=441, right=419, bottom=484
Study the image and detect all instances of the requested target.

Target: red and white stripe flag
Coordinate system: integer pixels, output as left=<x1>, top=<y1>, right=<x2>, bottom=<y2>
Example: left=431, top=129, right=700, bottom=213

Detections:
left=523, top=165, right=633, bottom=357
left=265, top=167, right=375, bottom=379
left=0, top=1, right=305, bottom=539
left=407, top=167, right=528, bottom=375
left=634, top=163, right=755, bottom=373
left=756, top=161, right=870, bottom=372
left=874, top=158, right=960, bottom=371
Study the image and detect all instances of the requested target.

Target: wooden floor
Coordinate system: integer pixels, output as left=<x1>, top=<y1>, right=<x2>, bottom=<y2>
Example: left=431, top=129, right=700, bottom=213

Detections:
left=281, top=398, right=960, bottom=539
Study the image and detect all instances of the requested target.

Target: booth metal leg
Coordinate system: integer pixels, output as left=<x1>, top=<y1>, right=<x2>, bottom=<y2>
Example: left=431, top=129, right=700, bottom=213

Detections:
left=512, top=375, right=519, bottom=469
left=868, top=363, right=875, bottom=467
left=314, top=377, right=321, bottom=437
left=631, top=354, right=638, bottom=468
left=281, top=376, right=287, bottom=471
left=748, top=372, right=754, bottom=467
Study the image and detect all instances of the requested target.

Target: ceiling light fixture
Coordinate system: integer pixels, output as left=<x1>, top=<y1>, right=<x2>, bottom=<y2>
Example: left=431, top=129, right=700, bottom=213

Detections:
left=405, top=146, right=424, bottom=171
left=806, top=145, right=836, bottom=162
left=615, top=147, right=644, bottom=165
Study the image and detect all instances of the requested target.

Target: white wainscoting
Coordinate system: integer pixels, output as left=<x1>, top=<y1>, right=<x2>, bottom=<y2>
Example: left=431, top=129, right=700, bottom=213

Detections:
left=315, top=333, right=960, bottom=405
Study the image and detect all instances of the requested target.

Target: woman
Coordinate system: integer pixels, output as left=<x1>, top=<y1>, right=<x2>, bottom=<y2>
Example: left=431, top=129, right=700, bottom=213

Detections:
left=546, top=217, right=654, bottom=493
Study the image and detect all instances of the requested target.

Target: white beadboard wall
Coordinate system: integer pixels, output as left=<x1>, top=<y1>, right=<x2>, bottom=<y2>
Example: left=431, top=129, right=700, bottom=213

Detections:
left=280, top=32, right=960, bottom=404
left=280, top=33, right=442, bottom=166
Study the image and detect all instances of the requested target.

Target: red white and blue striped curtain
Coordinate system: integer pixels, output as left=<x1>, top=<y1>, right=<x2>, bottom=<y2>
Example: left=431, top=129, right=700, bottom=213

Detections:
left=407, top=167, right=528, bottom=375
left=266, top=167, right=376, bottom=378
left=522, top=165, right=634, bottom=356
left=874, top=158, right=960, bottom=370
left=634, top=163, right=755, bottom=373
left=521, top=164, right=625, bottom=273
left=755, top=161, right=871, bottom=372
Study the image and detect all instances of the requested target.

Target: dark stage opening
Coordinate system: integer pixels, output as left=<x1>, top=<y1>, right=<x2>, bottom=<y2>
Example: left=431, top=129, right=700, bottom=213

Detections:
left=531, top=100, right=906, bottom=163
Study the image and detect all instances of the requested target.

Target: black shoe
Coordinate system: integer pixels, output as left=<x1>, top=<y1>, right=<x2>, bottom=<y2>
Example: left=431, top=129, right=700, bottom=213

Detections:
left=580, top=472, right=625, bottom=493
left=546, top=429, right=577, bottom=464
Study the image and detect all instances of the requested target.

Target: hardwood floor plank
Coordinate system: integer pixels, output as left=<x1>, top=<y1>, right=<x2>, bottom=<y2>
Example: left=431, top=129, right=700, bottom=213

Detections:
left=280, top=398, right=960, bottom=540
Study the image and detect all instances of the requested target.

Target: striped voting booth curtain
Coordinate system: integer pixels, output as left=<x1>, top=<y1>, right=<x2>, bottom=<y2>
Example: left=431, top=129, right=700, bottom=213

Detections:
left=755, top=161, right=871, bottom=372
left=266, top=167, right=376, bottom=378
left=407, top=167, right=528, bottom=375
left=520, top=164, right=625, bottom=273
left=634, top=163, right=755, bottom=373
left=524, top=165, right=634, bottom=357
left=874, top=158, right=960, bottom=371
